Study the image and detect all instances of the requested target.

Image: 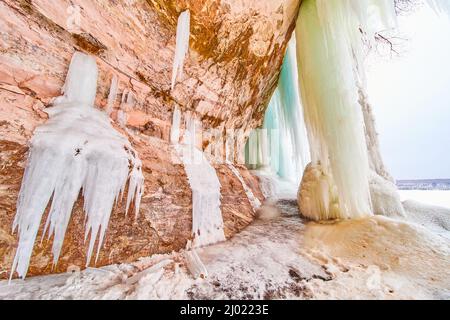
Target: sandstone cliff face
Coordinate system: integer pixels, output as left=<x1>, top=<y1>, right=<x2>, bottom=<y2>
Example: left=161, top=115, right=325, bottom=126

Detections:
left=0, top=0, right=299, bottom=278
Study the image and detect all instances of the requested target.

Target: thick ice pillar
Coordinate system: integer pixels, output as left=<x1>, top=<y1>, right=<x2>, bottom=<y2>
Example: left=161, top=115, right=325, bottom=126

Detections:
left=295, top=0, right=397, bottom=220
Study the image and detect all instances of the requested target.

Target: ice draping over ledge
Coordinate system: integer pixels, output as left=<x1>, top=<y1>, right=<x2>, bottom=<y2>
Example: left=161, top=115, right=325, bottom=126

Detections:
left=295, top=0, right=397, bottom=220
left=10, top=52, right=144, bottom=279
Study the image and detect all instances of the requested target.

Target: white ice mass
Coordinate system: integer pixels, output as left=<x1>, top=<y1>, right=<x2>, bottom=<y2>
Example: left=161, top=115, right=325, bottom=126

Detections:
left=10, top=52, right=144, bottom=279
left=171, top=10, right=190, bottom=90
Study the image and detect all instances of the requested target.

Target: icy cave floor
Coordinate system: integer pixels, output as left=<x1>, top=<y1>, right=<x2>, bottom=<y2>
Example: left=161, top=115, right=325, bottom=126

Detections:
left=1, top=195, right=449, bottom=300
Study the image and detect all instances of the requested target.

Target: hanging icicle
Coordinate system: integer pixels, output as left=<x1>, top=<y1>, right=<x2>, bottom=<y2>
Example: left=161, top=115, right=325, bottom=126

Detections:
left=295, top=0, right=397, bottom=220
left=171, top=10, right=190, bottom=90
left=10, top=52, right=144, bottom=279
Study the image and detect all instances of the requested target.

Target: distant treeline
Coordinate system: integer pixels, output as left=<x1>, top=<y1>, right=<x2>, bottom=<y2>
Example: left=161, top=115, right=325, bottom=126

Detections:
left=397, top=179, right=450, bottom=190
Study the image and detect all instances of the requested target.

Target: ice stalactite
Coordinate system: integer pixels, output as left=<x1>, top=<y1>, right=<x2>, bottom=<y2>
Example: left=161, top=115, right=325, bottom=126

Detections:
left=171, top=10, right=190, bottom=90
left=170, top=106, right=181, bottom=144
left=245, top=37, right=310, bottom=186
left=295, top=0, right=397, bottom=220
left=10, top=52, right=144, bottom=279
left=172, top=113, right=225, bottom=248
left=105, top=74, right=118, bottom=116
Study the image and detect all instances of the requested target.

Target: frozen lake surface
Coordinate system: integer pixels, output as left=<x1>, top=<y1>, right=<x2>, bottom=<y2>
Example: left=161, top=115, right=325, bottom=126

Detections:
left=400, top=190, right=450, bottom=209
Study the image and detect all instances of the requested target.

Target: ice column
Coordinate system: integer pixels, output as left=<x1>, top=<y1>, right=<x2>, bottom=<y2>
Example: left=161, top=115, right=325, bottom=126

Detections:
left=295, top=0, right=397, bottom=220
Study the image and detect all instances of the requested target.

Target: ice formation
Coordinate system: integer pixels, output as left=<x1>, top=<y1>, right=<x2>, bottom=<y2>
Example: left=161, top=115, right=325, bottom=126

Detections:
left=170, top=106, right=181, bottom=144
left=105, top=74, right=118, bottom=115
left=174, top=113, right=225, bottom=248
left=171, top=10, right=190, bottom=90
left=295, top=0, right=397, bottom=220
left=185, top=248, right=208, bottom=279
left=245, top=37, right=310, bottom=185
left=226, top=162, right=261, bottom=211
left=10, top=52, right=144, bottom=279
left=360, top=90, right=405, bottom=217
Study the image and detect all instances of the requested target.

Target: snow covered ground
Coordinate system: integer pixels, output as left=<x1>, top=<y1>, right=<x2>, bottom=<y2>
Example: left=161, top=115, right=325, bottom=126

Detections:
left=1, top=191, right=449, bottom=300
left=400, top=190, right=450, bottom=209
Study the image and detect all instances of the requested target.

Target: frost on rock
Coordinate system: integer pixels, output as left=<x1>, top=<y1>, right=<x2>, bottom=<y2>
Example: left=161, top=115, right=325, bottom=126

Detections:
left=175, top=113, right=225, bottom=248
left=10, top=52, right=144, bottom=279
left=171, top=10, right=190, bottom=90
left=295, top=0, right=397, bottom=220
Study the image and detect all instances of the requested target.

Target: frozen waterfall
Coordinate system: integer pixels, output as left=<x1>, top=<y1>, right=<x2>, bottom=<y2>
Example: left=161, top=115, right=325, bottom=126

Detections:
left=295, top=0, right=397, bottom=220
left=245, top=37, right=310, bottom=186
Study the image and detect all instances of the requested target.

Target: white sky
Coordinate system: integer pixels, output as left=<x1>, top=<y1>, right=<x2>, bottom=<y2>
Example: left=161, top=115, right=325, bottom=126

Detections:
left=367, top=6, right=450, bottom=180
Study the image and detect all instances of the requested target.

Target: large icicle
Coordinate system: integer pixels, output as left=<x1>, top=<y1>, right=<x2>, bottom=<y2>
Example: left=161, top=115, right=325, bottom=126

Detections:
left=105, top=74, right=118, bottom=115
left=176, top=114, right=225, bottom=248
left=10, top=52, right=144, bottom=279
left=171, top=10, right=190, bottom=90
left=295, top=0, right=397, bottom=220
